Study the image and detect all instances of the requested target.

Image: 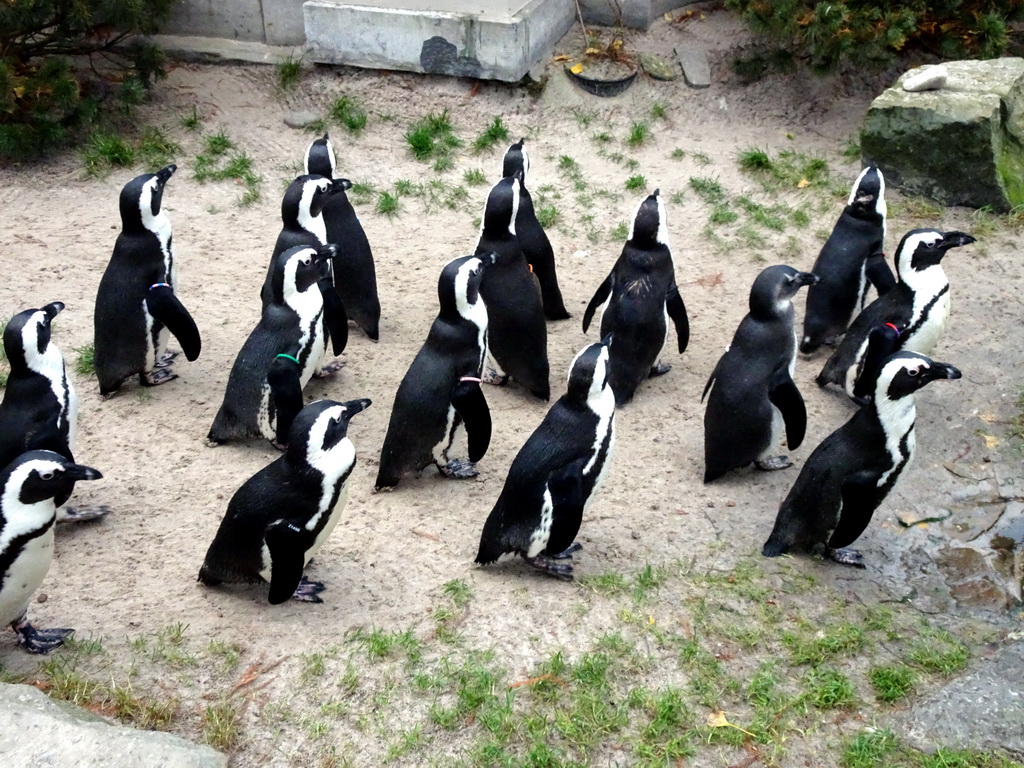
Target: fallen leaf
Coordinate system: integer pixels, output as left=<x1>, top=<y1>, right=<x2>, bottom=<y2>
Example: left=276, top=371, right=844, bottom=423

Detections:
left=584, top=48, right=602, bottom=56
left=570, top=63, right=584, bottom=74
left=980, top=411, right=998, bottom=424
left=552, top=54, right=570, bottom=62
left=706, top=709, right=755, bottom=737
left=797, top=178, right=810, bottom=188
left=982, top=433, right=1000, bottom=448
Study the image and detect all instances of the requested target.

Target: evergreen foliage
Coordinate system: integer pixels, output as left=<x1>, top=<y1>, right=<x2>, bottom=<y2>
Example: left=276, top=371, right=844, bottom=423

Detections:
left=1, top=0, right=175, bottom=159
left=725, top=1, right=1024, bottom=72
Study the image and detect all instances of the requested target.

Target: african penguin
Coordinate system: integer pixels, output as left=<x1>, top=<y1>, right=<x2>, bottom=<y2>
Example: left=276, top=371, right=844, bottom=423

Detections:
left=375, top=254, right=494, bottom=489
left=501, top=138, right=570, bottom=321
left=93, top=165, right=201, bottom=395
left=702, top=266, right=819, bottom=483
left=817, top=229, right=974, bottom=398
left=199, top=398, right=370, bottom=604
left=0, top=304, right=108, bottom=522
left=476, top=338, right=615, bottom=580
left=763, top=351, right=961, bottom=567
left=0, top=450, right=102, bottom=652
left=305, top=134, right=381, bottom=340
left=582, top=190, right=689, bottom=406
left=475, top=175, right=550, bottom=400
left=208, top=245, right=342, bottom=447
left=801, top=166, right=894, bottom=354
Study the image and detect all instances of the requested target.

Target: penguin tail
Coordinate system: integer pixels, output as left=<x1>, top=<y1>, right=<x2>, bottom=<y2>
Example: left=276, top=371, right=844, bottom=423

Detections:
left=197, top=562, right=223, bottom=586
left=760, top=534, right=789, bottom=559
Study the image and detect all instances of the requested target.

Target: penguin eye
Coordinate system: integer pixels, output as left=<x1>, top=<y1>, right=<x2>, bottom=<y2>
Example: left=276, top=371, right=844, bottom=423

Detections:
left=39, top=471, right=54, bottom=481
left=302, top=257, right=311, bottom=266
left=907, top=367, right=920, bottom=377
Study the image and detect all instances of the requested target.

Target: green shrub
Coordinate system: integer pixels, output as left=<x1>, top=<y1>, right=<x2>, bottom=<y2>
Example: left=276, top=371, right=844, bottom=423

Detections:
left=725, top=1, right=1024, bottom=72
left=0, top=0, right=175, bottom=160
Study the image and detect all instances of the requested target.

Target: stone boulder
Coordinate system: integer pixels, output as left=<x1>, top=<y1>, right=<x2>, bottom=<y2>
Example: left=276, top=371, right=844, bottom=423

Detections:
left=0, top=682, right=227, bottom=768
left=861, top=58, right=1024, bottom=211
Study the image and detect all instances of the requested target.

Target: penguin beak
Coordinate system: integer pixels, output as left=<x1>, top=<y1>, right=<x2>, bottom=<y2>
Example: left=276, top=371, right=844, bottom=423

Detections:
left=600, top=331, right=614, bottom=347
left=795, top=272, right=820, bottom=286
left=331, top=178, right=353, bottom=193
left=342, top=398, right=372, bottom=417
left=43, top=302, right=65, bottom=319
left=924, top=362, right=962, bottom=382
left=854, top=192, right=875, bottom=204
left=156, top=164, right=177, bottom=184
left=63, top=464, right=103, bottom=482
left=315, top=244, right=339, bottom=262
left=940, top=231, right=976, bottom=249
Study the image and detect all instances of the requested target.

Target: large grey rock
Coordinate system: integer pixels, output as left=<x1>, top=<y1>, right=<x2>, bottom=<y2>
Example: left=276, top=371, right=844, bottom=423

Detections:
left=896, top=643, right=1024, bottom=759
left=0, top=682, right=227, bottom=768
left=861, top=58, right=1024, bottom=211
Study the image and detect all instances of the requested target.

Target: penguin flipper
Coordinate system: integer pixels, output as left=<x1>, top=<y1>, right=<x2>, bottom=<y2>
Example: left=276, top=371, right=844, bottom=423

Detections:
left=851, top=325, right=901, bottom=403
left=768, top=372, right=807, bottom=451
left=666, top=285, right=690, bottom=354
left=146, top=284, right=202, bottom=361
left=268, top=352, right=304, bottom=445
left=265, top=520, right=309, bottom=605
left=318, top=277, right=348, bottom=356
left=544, top=459, right=587, bottom=555
left=827, top=471, right=885, bottom=549
left=582, top=276, right=612, bottom=334
left=452, top=378, right=491, bottom=462
left=865, top=253, right=897, bottom=296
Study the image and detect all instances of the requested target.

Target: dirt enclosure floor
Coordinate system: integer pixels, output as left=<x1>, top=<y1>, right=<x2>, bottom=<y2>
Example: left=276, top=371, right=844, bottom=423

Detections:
left=1, top=8, right=1023, bottom=768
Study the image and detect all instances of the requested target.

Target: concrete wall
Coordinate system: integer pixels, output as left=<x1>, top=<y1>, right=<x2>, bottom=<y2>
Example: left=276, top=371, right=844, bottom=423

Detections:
left=579, top=0, right=706, bottom=29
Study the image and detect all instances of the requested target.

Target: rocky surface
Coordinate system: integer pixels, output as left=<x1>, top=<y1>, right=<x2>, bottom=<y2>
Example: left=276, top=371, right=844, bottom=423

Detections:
left=0, top=683, right=227, bottom=768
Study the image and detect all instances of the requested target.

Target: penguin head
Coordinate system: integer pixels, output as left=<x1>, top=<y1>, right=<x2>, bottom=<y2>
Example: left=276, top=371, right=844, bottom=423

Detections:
left=627, top=190, right=668, bottom=249
left=282, top=175, right=333, bottom=228
left=3, top=302, right=65, bottom=374
left=2, top=450, right=102, bottom=509
left=501, top=138, right=529, bottom=182
left=304, top=133, right=336, bottom=178
left=439, top=254, right=491, bottom=324
left=848, top=166, right=886, bottom=220
left=273, top=245, right=327, bottom=303
left=119, top=165, right=176, bottom=233
left=287, top=399, right=372, bottom=465
left=566, top=338, right=612, bottom=404
left=748, top=265, right=818, bottom=318
left=480, top=176, right=520, bottom=238
left=875, top=351, right=962, bottom=404
left=894, top=229, right=976, bottom=277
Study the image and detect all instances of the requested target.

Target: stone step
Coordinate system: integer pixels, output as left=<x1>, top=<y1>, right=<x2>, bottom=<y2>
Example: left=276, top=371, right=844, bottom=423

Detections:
left=303, top=0, right=575, bottom=82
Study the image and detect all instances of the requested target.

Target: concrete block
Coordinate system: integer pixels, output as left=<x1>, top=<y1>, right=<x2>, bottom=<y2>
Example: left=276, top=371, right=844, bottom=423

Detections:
left=152, top=35, right=303, bottom=65
left=578, top=0, right=703, bottom=30
left=675, top=45, right=710, bottom=88
left=162, top=0, right=267, bottom=43
left=264, top=0, right=308, bottom=45
left=303, top=0, right=575, bottom=82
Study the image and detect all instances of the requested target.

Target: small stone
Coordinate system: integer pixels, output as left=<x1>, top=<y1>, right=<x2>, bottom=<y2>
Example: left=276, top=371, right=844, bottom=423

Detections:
left=631, top=531, right=640, bottom=540
left=674, top=46, right=711, bottom=89
left=726, top=500, right=735, bottom=508
left=283, top=110, right=321, bottom=129
left=902, top=64, right=948, bottom=92
left=35, top=593, right=47, bottom=604
left=639, top=53, right=677, bottom=81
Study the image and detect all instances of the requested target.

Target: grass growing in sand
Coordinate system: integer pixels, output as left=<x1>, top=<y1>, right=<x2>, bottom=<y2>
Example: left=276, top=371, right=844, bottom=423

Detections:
left=192, top=130, right=263, bottom=207
left=472, top=116, right=510, bottom=153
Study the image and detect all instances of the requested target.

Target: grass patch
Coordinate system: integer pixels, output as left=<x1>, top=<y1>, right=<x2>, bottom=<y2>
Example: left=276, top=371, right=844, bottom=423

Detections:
left=136, top=127, right=180, bottom=172
left=803, top=666, right=855, bottom=709
left=689, top=176, right=727, bottom=205
left=625, top=174, right=647, bottom=191
left=463, top=168, right=487, bottom=186
left=405, top=109, right=462, bottom=169
left=277, top=56, right=304, bottom=90
left=82, top=130, right=135, bottom=177
left=869, top=663, right=916, bottom=702
left=735, top=147, right=831, bottom=188
left=627, top=121, right=650, bottom=148
left=473, top=116, right=511, bottom=152
left=180, top=106, right=202, bottom=131
left=841, top=729, right=899, bottom=768
left=192, top=131, right=262, bottom=207
left=74, top=344, right=96, bottom=376
left=535, top=204, right=560, bottom=229
left=203, top=700, right=242, bottom=750
left=905, top=627, right=970, bottom=675
left=330, top=95, right=368, bottom=134
left=670, top=147, right=685, bottom=159
left=375, top=190, right=400, bottom=216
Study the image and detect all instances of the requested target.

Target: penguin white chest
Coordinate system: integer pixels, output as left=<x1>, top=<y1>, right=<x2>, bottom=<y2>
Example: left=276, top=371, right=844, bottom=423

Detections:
left=0, top=528, right=55, bottom=624
left=905, top=290, right=950, bottom=356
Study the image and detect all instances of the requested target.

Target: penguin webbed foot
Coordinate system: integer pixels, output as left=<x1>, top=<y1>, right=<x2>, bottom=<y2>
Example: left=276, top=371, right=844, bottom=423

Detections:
left=828, top=547, right=866, bottom=568
left=313, top=360, right=344, bottom=379
left=155, top=350, right=179, bottom=369
left=549, top=541, right=582, bottom=560
left=56, top=504, right=111, bottom=524
left=649, top=362, right=672, bottom=378
left=850, top=393, right=873, bottom=408
left=291, top=577, right=326, bottom=603
left=13, top=620, right=74, bottom=654
left=525, top=554, right=575, bottom=581
left=439, top=458, right=479, bottom=479
left=755, top=455, right=793, bottom=472
left=142, top=368, right=178, bottom=387
left=481, top=368, right=509, bottom=387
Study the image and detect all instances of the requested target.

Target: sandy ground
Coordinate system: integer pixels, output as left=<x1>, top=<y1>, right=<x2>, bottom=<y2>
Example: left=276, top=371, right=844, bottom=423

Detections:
left=1, top=8, right=1022, bottom=766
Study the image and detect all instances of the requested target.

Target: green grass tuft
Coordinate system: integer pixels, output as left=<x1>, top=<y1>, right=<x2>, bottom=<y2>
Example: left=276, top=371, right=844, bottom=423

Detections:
left=627, top=121, right=650, bottom=148
left=463, top=168, right=487, bottom=186
left=82, top=131, right=135, bottom=178
left=276, top=56, right=304, bottom=90
left=375, top=190, right=400, bottom=216
left=74, top=345, right=96, bottom=376
left=868, top=663, right=916, bottom=702
left=841, top=729, right=898, bottom=768
left=535, top=204, right=560, bottom=229
left=473, top=116, right=511, bottom=152
left=737, top=147, right=773, bottom=172
left=803, top=666, right=855, bottom=709
left=180, top=106, right=202, bottom=131
left=330, top=96, right=368, bottom=134
left=625, top=174, right=647, bottom=191
left=689, top=176, right=727, bottom=205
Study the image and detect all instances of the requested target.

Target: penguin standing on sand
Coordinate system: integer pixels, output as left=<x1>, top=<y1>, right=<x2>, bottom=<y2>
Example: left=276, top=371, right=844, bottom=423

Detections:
left=305, top=134, right=381, bottom=340
left=582, top=190, right=688, bottom=405
left=702, top=266, right=819, bottom=483
left=501, top=139, right=570, bottom=321
left=801, top=166, right=894, bottom=354
left=94, top=165, right=201, bottom=395
left=375, top=254, right=494, bottom=488
left=199, top=399, right=370, bottom=604
left=208, top=245, right=343, bottom=446
left=0, top=304, right=108, bottom=522
left=763, top=352, right=961, bottom=567
left=476, top=338, right=615, bottom=580
left=0, top=450, right=102, bottom=652
left=817, top=229, right=975, bottom=398
left=475, top=175, right=550, bottom=400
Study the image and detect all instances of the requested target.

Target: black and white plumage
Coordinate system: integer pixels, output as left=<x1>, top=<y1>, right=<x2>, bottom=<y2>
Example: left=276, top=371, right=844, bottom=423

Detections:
left=817, top=229, right=975, bottom=398
left=763, top=352, right=961, bottom=567
left=199, top=399, right=370, bottom=604
left=476, top=175, right=550, bottom=401
left=375, top=254, right=493, bottom=488
left=501, top=138, right=569, bottom=321
left=305, top=135, right=381, bottom=340
left=800, top=166, right=894, bottom=354
left=582, top=190, right=688, bottom=406
left=94, top=165, right=201, bottom=395
left=476, top=338, right=615, bottom=580
left=209, top=245, right=341, bottom=446
left=702, top=266, right=819, bottom=483
left=0, top=450, right=101, bottom=652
